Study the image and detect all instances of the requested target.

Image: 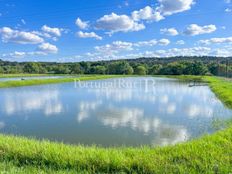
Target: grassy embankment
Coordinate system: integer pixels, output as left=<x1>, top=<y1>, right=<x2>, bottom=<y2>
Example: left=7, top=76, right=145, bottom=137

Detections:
left=0, top=74, right=58, bottom=78
left=0, top=75, right=231, bottom=173
left=0, top=75, right=124, bottom=88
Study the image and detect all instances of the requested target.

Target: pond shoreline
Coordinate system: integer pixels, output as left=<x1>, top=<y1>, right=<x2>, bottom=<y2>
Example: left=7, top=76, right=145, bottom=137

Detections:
left=0, top=75, right=231, bottom=173
left=0, top=75, right=128, bottom=88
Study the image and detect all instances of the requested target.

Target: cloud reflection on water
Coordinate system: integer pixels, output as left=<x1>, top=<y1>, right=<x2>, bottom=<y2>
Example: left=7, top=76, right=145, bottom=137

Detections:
left=75, top=78, right=231, bottom=145
left=4, top=90, right=63, bottom=116
left=77, top=103, right=189, bottom=145
left=0, top=122, right=5, bottom=129
left=0, top=77, right=231, bottom=146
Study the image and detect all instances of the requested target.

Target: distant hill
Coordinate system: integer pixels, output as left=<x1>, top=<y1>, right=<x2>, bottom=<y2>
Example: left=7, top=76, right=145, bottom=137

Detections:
left=0, top=56, right=231, bottom=77
left=1, top=56, right=232, bottom=65
left=105, top=56, right=232, bottom=64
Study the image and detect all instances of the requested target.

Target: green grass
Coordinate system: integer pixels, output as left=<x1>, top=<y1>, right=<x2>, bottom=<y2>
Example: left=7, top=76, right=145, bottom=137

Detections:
left=204, top=76, right=232, bottom=108
left=0, top=75, right=231, bottom=173
left=165, top=75, right=205, bottom=82
left=0, top=125, right=231, bottom=173
left=0, top=75, right=124, bottom=88
left=0, top=74, right=59, bottom=78
left=0, top=161, right=83, bottom=174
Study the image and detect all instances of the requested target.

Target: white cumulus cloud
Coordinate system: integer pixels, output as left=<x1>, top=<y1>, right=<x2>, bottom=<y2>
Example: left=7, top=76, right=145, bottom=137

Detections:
left=199, top=37, right=232, bottom=45
left=95, top=41, right=133, bottom=54
left=88, top=38, right=171, bottom=58
left=37, top=43, right=58, bottom=54
left=160, top=28, right=179, bottom=36
left=0, top=27, right=44, bottom=44
left=126, top=47, right=211, bottom=58
left=95, top=13, right=145, bottom=34
left=41, top=25, right=62, bottom=37
left=131, top=6, right=164, bottom=22
left=130, top=0, right=194, bottom=23
left=134, top=39, right=158, bottom=47
left=3, top=51, right=26, bottom=58
left=184, top=24, right=217, bottom=36
left=158, top=38, right=170, bottom=45
left=225, top=8, right=232, bottom=12
left=176, top=40, right=185, bottom=45
left=76, top=31, right=102, bottom=40
left=157, top=0, right=195, bottom=16
left=134, top=39, right=170, bottom=47
left=75, top=18, right=89, bottom=30
left=1, top=51, right=48, bottom=59
left=95, top=0, right=194, bottom=33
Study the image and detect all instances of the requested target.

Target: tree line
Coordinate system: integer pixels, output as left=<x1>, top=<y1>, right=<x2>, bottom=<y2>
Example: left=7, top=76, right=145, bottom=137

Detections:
left=0, top=57, right=231, bottom=77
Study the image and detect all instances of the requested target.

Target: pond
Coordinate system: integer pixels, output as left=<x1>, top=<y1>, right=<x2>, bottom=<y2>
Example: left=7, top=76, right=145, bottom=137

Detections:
left=0, top=76, right=69, bottom=82
left=0, top=77, right=231, bottom=147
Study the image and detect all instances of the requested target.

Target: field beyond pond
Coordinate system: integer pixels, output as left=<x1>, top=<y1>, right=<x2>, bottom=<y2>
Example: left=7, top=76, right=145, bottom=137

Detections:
left=0, top=75, right=231, bottom=173
left=0, top=75, right=123, bottom=88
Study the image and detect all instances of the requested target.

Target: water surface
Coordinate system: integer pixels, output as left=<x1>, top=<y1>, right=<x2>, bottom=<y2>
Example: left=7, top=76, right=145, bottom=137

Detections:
left=0, top=77, right=231, bottom=147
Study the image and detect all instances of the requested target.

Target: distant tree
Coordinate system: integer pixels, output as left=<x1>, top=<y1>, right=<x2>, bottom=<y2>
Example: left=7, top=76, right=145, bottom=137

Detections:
left=23, top=63, right=47, bottom=74
left=228, top=65, right=232, bottom=78
left=39, top=67, right=48, bottom=74
left=23, top=63, right=40, bottom=73
left=134, top=65, right=147, bottom=75
left=80, top=62, right=90, bottom=74
left=191, top=61, right=208, bottom=75
left=53, top=65, right=70, bottom=74
left=167, top=62, right=186, bottom=75
left=125, top=66, right=134, bottom=75
left=90, top=65, right=106, bottom=74
left=181, top=61, right=207, bottom=75
left=0, top=66, right=4, bottom=73
left=208, top=62, right=218, bottom=75
left=149, top=64, right=162, bottom=75
left=7, top=67, right=18, bottom=74
left=70, top=64, right=83, bottom=74
left=217, top=64, right=227, bottom=76
left=107, top=61, right=132, bottom=74
left=1, top=57, right=231, bottom=76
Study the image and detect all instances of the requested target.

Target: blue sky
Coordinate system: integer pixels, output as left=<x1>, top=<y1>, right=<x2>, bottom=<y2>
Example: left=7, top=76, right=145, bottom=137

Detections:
left=0, top=0, right=232, bottom=62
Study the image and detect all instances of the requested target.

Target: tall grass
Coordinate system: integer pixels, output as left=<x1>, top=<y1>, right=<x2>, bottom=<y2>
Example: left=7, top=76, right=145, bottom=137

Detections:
left=0, top=126, right=231, bottom=173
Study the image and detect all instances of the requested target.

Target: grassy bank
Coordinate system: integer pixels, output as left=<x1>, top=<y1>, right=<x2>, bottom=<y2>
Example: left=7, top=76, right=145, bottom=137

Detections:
left=0, top=75, right=123, bottom=88
left=0, top=123, right=231, bottom=173
left=204, top=76, right=232, bottom=108
left=0, top=75, right=231, bottom=173
left=0, top=74, right=58, bottom=78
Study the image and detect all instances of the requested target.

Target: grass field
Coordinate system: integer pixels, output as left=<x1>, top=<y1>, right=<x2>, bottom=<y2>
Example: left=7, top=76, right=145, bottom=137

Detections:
left=0, top=75, right=124, bottom=88
left=0, top=125, right=231, bottom=174
left=0, top=75, right=231, bottom=173
left=0, top=74, right=58, bottom=78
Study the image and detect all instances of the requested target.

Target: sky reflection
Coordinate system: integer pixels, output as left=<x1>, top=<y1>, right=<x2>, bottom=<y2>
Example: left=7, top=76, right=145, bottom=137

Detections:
left=3, top=88, right=63, bottom=116
left=0, top=77, right=231, bottom=146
